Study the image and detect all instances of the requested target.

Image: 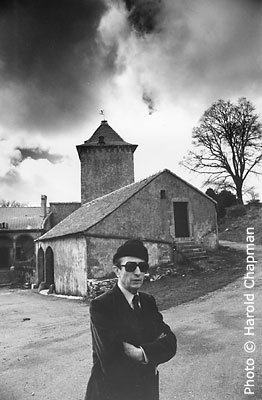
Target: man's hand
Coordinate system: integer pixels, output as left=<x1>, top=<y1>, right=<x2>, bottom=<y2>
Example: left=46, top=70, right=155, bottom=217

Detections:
left=123, top=342, right=143, bottom=363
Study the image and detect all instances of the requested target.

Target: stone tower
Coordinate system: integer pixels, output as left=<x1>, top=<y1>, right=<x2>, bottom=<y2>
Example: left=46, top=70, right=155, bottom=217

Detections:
left=76, top=120, right=138, bottom=204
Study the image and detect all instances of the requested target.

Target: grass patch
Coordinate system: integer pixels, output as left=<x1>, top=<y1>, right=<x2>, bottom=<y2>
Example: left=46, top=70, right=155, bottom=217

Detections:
left=142, top=245, right=246, bottom=310
left=219, top=204, right=262, bottom=244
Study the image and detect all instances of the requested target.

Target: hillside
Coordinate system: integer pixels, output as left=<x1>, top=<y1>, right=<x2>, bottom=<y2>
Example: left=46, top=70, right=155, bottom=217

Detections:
left=218, top=204, right=262, bottom=244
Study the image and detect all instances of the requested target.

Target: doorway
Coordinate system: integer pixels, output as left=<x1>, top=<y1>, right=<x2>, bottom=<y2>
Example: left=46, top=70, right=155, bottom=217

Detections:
left=0, top=236, right=12, bottom=269
left=173, top=202, right=190, bottom=238
left=45, top=247, right=54, bottom=286
left=0, top=247, right=10, bottom=269
left=16, top=235, right=34, bottom=262
left=37, top=248, right=45, bottom=283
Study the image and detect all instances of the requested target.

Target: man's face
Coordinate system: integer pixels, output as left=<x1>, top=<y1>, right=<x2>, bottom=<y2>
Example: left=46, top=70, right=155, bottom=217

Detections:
left=114, top=256, right=146, bottom=294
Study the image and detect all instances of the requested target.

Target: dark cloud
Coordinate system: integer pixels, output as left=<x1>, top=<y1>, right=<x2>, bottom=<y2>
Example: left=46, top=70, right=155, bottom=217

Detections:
left=16, top=147, right=64, bottom=164
left=0, top=0, right=165, bottom=134
left=123, top=0, right=162, bottom=34
left=0, top=0, right=111, bottom=131
left=0, top=0, right=261, bottom=135
left=142, top=91, right=156, bottom=114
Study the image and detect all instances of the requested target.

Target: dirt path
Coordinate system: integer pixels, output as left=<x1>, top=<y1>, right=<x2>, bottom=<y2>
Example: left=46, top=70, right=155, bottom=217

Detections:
left=159, top=241, right=262, bottom=399
left=0, top=241, right=261, bottom=400
left=0, top=291, right=90, bottom=400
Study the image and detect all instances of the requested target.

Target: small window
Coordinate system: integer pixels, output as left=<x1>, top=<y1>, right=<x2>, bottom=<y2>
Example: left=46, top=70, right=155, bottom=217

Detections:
left=98, top=135, right=105, bottom=144
left=160, top=190, right=166, bottom=199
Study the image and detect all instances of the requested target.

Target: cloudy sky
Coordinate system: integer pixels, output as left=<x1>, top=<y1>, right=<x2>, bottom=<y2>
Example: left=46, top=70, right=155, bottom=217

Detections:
left=0, top=0, right=261, bottom=206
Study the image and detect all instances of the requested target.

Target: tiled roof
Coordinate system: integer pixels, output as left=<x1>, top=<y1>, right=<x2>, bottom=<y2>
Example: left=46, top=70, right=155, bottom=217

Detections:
left=77, top=120, right=137, bottom=150
left=0, top=207, right=46, bottom=230
left=38, top=172, right=159, bottom=241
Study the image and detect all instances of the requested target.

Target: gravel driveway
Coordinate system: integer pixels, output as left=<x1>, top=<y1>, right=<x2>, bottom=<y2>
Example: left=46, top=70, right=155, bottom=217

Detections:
left=1, top=241, right=261, bottom=400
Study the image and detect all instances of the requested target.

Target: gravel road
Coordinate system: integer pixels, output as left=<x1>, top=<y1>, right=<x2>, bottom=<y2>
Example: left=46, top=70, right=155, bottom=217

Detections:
left=1, top=241, right=261, bottom=400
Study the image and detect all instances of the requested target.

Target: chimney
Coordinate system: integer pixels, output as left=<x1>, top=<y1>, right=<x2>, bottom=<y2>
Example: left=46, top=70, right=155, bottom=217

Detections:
left=41, top=195, right=47, bottom=218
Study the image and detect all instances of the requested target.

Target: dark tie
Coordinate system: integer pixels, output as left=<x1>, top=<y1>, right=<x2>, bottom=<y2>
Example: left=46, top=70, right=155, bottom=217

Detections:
left=132, top=294, right=140, bottom=313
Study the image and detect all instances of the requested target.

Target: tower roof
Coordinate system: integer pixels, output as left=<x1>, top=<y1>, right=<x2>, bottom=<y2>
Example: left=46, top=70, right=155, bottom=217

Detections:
left=77, top=120, right=137, bottom=152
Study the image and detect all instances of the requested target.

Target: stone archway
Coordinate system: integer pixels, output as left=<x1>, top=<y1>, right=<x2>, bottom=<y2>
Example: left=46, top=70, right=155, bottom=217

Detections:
left=37, top=248, right=45, bottom=284
left=0, top=236, right=13, bottom=269
left=45, top=247, right=54, bottom=287
left=16, top=235, right=34, bottom=262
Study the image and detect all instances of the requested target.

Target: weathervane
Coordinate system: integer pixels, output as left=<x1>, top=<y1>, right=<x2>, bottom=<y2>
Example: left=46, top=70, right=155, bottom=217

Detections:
left=99, top=109, right=106, bottom=121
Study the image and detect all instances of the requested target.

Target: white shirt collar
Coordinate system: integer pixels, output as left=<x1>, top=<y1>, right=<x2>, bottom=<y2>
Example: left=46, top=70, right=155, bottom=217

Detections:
left=117, top=281, right=139, bottom=307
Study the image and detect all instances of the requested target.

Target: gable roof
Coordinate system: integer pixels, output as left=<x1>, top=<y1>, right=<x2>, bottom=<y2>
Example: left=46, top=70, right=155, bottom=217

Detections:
left=76, top=120, right=137, bottom=152
left=0, top=207, right=46, bottom=230
left=38, top=169, right=216, bottom=241
left=38, top=172, right=158, bottom=241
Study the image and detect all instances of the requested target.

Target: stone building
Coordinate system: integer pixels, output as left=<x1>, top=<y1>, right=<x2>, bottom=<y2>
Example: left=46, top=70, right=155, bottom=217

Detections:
left=0, top=193, right=81, bottom=285
left=36, top=120, right=218, bottom=296
left=0, top=195, right=50, bottom=284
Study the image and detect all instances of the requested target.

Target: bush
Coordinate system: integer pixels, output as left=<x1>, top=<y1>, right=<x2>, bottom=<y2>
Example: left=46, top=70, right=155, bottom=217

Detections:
left=247, top=199, right=261, bottom=206
left=225, top=205, right=246, bottom=218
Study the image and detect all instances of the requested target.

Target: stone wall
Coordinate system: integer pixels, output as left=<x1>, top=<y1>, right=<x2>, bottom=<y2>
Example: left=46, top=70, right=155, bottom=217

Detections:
left=89, top=171, right=218, bottom=248
left=36, top=236, right=87, bottom=296
left=86, top=236, right=173, bottom=279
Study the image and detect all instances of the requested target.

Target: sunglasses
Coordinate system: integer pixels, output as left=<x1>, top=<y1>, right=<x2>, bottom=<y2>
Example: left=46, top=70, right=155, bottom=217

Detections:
left=119, top=261, right=149, bottom=273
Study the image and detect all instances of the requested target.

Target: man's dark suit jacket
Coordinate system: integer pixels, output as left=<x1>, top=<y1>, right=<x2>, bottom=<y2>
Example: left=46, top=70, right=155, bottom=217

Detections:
left=85, top=284, right=177, bottom=400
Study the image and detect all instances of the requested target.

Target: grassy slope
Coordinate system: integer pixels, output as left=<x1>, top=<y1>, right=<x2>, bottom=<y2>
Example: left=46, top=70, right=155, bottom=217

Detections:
left=143, top=204, right=262, bottom=310
left=143, top=246, right=245, bottom=310
left=219, top=204, right=262, bottom=244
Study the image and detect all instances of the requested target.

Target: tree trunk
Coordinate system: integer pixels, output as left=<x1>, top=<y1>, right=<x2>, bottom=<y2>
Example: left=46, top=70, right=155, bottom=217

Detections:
left=236, top=186, right=244, bottom=205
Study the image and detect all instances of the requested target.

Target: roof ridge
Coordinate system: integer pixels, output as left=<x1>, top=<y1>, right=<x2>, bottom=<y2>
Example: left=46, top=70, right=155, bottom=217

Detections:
left=38, top=171, right=164, bottom=241
left=81, top=170, right=162, bottom=207
left=0, top=206, right=40, bottom=209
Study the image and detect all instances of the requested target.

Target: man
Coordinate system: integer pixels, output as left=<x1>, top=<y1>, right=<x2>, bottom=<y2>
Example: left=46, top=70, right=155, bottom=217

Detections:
left=85, top=239, right=177, bottom=400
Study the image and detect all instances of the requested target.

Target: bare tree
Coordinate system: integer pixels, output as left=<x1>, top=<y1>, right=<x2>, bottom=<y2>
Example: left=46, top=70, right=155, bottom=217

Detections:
left=245, top=186, right=261, bottom=204
left=181, top=98, right=262, bottom=204
left=0, top=199, right=27, bottom=207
